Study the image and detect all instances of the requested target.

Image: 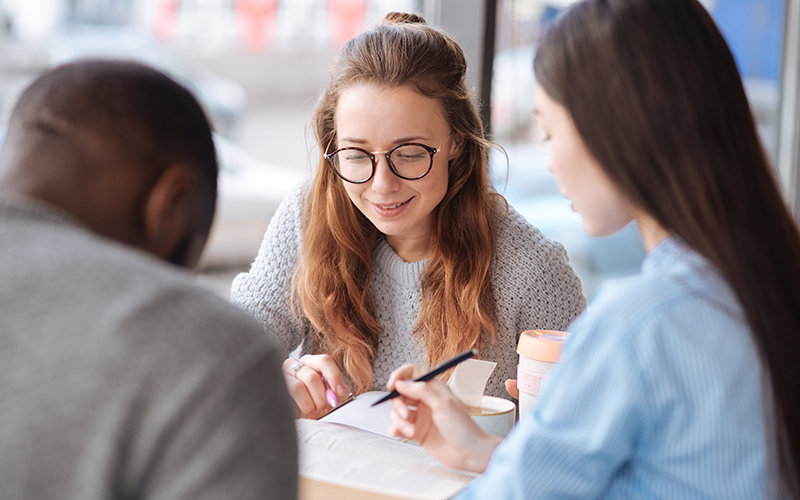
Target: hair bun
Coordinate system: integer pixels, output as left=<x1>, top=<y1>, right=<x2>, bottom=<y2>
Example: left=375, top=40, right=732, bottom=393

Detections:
left=383, top=12, right=427, bottom=25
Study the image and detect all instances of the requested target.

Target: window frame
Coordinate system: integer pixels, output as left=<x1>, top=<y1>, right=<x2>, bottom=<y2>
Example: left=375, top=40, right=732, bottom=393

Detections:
left=429, top=0, right=800, bottom=218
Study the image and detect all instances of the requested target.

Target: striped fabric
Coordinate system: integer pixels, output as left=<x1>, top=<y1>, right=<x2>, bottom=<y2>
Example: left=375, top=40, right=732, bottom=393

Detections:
left=458, top=238, right=767, bottom=499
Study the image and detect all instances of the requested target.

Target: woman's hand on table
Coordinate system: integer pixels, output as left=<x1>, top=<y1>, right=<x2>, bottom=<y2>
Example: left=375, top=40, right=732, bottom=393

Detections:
left=386, top=363, right=502, bottom=473
left=282, top=354, right=350, bottom=419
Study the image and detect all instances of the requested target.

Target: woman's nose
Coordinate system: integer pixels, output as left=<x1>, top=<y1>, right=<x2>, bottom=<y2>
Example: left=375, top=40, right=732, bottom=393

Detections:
left=370, top=155, right=400, bottom=194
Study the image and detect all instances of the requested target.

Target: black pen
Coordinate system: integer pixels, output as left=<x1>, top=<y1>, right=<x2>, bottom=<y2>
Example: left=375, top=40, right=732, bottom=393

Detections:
left=371, top=348, right=477, bottom=406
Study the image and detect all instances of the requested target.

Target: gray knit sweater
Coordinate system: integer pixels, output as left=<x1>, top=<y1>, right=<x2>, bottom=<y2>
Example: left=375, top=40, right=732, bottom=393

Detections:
left=231, top=186, right=586, bottom=399
left=0, top=194, right=297, bottom=500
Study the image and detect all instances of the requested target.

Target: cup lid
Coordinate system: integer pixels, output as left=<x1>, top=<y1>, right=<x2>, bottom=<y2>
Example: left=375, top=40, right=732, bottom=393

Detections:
left=517, top=330, right=569, bottom=363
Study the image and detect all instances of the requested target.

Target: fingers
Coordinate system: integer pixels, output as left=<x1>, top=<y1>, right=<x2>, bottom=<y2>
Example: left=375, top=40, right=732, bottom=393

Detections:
left=505, top=379, right=519, bottom=399
left=386, top=363, right=429, bottom=441
left=389, top=378, right=453, bottom=440
left=293, top=363, right=331, bottom=412
left=282, top=355, right=350, bottom=418
left=390, top=390, right=428, bottom=442
left=389, top=399, right=418, bottom=439
left=284, top=373, right=319, bottom=417
left=388, top=376, right=502, bottom=473
left=299, top=354, right=350, bottom=401
left=386, top=363, right=425, bottom=391
left=390, top=396, right=418, bottom=424
left=393, top=377, right=455, bottom=412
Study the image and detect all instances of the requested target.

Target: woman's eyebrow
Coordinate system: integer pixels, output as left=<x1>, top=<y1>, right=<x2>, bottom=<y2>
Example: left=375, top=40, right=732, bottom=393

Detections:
left=338, top=136, right=368, bottom=145
left=393, top=135, right=430, bottom=143
left=339, top=135, right=431, bottom=145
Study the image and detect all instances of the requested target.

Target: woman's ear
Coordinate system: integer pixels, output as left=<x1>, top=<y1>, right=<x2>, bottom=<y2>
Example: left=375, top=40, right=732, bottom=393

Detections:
left=448, top=132, right=466, bottom=161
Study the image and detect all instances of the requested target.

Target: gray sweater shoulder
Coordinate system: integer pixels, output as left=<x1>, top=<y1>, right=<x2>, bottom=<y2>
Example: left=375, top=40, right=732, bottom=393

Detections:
left=492, top=205, right=587, bottom=333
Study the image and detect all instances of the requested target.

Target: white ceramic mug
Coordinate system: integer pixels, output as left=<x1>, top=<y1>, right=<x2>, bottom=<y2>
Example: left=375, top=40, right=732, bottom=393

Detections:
left=468, top=395, right=516, bottom=437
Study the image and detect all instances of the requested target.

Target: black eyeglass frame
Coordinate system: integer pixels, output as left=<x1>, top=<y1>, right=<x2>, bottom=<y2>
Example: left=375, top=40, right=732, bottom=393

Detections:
left=324, top=134, right=452, bottom=184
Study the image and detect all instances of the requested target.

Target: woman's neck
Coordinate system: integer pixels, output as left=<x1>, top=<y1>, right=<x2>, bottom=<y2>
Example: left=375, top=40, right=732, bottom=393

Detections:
left=385, top=233, right=433, bottom=262
left=635, top=210, right=671, bottom=252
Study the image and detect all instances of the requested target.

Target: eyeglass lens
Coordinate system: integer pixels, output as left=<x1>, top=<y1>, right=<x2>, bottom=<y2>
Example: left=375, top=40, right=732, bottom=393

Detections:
left=332, top=144, right=431, bottom=182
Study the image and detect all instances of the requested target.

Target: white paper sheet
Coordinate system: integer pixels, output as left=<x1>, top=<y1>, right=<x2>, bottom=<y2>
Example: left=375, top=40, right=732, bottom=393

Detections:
left=447, top=358, right=497, bottom=408
left=318, top=391, right=395, bottom=438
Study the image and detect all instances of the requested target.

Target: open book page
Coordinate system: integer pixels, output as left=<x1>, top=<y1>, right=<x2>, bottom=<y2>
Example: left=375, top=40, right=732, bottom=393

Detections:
left=319, top=391, right=396, bottom=438
left=297, top=418, right=477, bottom=500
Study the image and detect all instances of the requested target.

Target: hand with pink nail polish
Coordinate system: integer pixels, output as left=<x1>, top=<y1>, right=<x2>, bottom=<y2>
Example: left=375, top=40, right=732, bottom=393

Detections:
left=321, top=375, right=338, bottom=408
left=282, top=354, right=350, bottom=419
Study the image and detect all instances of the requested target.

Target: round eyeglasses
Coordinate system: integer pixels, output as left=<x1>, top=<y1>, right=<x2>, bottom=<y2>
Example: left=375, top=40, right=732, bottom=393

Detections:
left=325, top=133, right=452, bottom=184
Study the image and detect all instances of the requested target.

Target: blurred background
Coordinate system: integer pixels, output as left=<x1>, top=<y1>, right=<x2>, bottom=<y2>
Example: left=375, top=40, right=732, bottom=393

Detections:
left=0, top=0, right=788, bottom=299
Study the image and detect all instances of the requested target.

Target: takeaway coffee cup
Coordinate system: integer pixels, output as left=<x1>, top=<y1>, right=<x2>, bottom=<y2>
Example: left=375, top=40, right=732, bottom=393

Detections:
left=516, top=330, right=569, bottom=421
left=468, top=395, right=516, bottom=437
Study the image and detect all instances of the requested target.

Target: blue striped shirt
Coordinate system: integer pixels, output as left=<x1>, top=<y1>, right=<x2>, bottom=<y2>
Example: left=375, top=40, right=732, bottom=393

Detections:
left=458, top=238, right=766, bottom=499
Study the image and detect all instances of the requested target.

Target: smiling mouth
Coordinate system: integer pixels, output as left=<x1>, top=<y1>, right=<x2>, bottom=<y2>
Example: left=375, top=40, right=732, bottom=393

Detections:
left=375, top=199, right=411, bottom=210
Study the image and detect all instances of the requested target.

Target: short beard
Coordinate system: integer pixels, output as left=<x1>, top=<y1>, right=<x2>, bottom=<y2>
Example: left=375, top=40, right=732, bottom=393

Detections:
left=167, top=233, right=194, bottom=268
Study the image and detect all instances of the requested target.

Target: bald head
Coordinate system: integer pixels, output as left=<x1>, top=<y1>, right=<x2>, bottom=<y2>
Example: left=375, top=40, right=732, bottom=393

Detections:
left=0, top=60, right=219, bottom=267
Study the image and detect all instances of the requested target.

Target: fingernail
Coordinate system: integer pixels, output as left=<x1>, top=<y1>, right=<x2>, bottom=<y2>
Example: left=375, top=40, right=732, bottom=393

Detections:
left=326, top=388, right=338, bottom=408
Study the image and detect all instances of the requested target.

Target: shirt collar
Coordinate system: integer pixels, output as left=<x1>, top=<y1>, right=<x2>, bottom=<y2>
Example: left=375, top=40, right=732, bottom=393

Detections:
left=0, top=192, right=86, bottom=230
left=641, top=236, right=707, bottom=276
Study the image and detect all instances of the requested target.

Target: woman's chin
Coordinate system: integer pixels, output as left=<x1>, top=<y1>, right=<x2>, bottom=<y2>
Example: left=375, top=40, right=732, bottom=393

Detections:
left=582, top=220, right=624, bottom=239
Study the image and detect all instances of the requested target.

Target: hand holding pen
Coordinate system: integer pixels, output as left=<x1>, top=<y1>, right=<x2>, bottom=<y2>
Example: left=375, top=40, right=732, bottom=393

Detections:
left=372, top=349, right=477, bottom=406
left=282, top=354, right=351, bottom=419
left=383, top=349, right=502, bottom=474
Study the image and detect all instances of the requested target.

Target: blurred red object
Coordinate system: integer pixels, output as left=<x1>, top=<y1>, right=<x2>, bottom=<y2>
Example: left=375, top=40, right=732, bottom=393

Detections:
left=155, top=0, right=178, bottom=41
left=237, top=0, right=279, bottom=51
left=328, top=0, right=367, bottom=47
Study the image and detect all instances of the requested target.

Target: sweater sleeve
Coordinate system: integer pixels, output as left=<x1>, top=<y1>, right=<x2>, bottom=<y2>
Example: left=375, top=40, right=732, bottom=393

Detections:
left=229, top=185, right=307, bottom=359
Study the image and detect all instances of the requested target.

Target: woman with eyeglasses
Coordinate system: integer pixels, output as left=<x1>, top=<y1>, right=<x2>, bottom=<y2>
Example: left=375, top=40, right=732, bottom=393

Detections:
left=385, top=0, right=800, bottom=497
left=230, top=12, right=586, bottom=419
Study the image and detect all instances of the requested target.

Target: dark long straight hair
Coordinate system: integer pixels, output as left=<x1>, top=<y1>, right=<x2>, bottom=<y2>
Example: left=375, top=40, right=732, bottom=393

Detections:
left=535, top=0, right=800, bottom=496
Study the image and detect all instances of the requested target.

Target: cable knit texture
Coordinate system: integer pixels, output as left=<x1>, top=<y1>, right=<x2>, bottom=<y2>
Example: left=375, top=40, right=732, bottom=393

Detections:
left=231, top=185, right=587, bottom=399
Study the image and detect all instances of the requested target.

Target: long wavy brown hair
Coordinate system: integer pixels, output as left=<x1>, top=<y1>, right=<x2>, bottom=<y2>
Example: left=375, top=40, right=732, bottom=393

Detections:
left=292, top=12, right=505, bottom=395
left=535, top=0, right=800, bottom=495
